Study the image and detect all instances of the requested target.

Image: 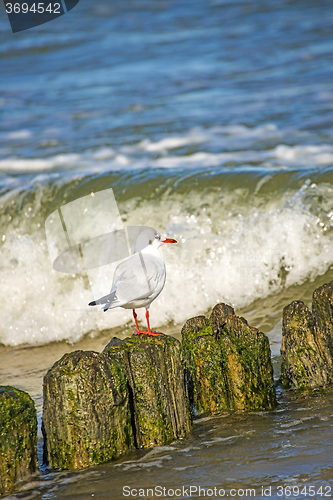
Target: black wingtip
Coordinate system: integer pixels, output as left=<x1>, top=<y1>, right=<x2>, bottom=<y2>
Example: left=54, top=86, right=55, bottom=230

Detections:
left=88, top=301, right=96, bottom=306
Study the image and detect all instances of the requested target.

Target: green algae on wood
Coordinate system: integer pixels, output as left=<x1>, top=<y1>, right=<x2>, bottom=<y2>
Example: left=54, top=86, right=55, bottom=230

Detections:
left=281, top=281, right=333, bottom=390
left=181, top=303, right=276, bottom=416
left=42, top=350, right=134, bottom=470
left=103, top=334, right=192, bottom=449
left=0, top=386, right=37, bottom=497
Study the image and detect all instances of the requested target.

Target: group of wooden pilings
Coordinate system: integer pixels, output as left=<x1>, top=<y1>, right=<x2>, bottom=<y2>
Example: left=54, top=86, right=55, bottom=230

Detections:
left=1, top=280, right=333, bottom=497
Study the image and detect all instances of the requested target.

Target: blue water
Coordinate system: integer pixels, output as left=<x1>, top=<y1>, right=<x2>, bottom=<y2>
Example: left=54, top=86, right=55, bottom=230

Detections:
left=2, top=0, right=333, bottom=158
left=1, top=0, right=333, bottom=498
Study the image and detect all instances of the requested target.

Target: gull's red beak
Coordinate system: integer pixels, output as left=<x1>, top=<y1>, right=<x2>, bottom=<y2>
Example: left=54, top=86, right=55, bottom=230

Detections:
left=162, top=238, right=177, bottom=244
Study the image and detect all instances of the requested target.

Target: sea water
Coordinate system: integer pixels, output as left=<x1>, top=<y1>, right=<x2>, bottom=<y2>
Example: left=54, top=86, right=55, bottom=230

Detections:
left=1, top=0, right=333, bottom=498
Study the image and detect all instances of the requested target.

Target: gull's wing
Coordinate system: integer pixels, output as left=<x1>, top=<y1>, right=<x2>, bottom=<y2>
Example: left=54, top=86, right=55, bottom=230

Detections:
left=110, top=251, right=165, bottom=306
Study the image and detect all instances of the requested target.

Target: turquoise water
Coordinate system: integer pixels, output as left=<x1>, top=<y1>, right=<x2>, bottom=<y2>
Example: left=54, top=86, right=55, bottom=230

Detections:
left=1, top=0, right=333, bottom=498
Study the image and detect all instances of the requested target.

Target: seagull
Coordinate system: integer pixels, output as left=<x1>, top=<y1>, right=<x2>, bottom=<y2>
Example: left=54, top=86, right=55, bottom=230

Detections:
left=88, top=229, right=177, bottom=336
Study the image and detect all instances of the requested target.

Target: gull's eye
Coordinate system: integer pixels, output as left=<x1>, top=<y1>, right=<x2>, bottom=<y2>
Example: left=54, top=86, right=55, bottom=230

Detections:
left=155, top=234, right=160, bottom=240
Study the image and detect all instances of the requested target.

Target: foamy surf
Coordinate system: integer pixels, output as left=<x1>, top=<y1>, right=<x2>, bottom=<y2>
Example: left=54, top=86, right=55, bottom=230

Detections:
left=0, top=153, right=332, bottom=346
left=2, top=124, right=333, bottom=176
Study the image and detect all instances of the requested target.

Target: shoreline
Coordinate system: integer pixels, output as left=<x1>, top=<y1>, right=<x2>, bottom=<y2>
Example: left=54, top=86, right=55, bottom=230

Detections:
left=1, top=268, right=333, bottom=412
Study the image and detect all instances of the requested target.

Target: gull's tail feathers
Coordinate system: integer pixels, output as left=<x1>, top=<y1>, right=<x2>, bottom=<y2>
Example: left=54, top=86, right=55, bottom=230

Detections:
left=88, top=291, right=116, bottom=312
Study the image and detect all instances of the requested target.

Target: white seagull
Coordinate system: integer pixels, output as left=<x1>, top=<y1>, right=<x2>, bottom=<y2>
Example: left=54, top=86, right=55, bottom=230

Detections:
left=88, top=229, right=177, bottom=336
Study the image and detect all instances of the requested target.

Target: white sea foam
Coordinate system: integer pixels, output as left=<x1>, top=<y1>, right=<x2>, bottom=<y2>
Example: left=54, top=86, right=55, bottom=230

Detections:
left=138, top=129, right=207, bottom=152
left=0, top=154, right=81, bottom=172
left=0, top=177, right=332, bottom=347
left=6, top=130, right=32, bottom=140
left=124, top=181, right=333, bottom=326
left=2, top=124, right=333, bottom=175
left=1, top=124, right=333, bottom=346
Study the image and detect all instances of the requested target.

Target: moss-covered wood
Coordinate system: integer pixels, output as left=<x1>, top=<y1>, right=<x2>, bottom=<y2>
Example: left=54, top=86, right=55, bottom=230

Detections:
left=42, top=350, right=134, bottom=470
left=281, top=281, right=333, bottom=389
left=103, top=334, right=191, bottom=448
left=0, top=386, right=37, bottom=497
left=42, top=306, right=276, bottom=470
left=181, top=303, right=276, bottom=416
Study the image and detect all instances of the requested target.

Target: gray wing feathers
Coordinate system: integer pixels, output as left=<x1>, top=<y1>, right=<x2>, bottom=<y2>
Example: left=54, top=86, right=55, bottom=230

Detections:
left=110, top=252, right=164, bottom=306
left=88, top=252, right=165, bottom=310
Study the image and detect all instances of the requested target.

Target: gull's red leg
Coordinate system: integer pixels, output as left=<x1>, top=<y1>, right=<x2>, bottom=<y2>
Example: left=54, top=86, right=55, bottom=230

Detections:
left=133, top=309, right=164, bottom=336
left=145, top=309, right=164, bottom=337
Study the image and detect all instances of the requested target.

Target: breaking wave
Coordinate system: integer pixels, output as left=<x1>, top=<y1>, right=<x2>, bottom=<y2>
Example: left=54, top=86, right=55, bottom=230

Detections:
left=1, top=124, right=333, bottom=346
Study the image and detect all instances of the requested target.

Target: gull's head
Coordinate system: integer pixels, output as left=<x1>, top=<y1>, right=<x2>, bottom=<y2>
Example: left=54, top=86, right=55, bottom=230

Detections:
left=150, top=232, right=177, bottom=249
left=133, top=227, right=177, bottom=253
